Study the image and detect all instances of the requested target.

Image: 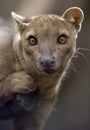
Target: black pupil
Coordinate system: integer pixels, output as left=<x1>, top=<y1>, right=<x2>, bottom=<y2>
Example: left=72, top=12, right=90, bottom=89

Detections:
left=30, top=38, right=36, bottom=44
left=58, top=35, right=67, bottom=44
left=31, top=38, right=34, bottom=42
left=60, top=37, right=65, bottom=42
left=28, top=36, right=37, bottom=45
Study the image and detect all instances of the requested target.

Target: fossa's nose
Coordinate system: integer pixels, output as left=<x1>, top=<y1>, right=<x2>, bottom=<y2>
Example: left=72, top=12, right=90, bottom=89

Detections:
left=40, top=55, right=55, bottom=68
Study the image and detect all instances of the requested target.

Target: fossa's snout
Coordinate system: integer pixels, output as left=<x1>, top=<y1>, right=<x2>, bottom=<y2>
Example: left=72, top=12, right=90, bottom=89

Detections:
left=39, top=55, right=56, bottom=74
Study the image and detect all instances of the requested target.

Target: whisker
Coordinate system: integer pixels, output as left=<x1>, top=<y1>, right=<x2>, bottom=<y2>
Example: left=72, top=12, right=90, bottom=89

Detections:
left=76, top=47, right=90, bottom=52
left=71, top=47, right=90, bottom=76
left=70, top=62, right=80, bottom=77
left=75, top=51, right=89, bottom=64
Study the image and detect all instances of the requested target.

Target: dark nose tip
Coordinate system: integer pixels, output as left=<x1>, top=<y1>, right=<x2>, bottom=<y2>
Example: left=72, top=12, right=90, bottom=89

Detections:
left=40, top=56, right=55, bottom=68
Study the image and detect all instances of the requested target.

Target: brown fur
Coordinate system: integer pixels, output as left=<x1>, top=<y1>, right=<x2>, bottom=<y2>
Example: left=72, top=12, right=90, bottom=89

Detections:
left=0, top=7, right=84, bottom=130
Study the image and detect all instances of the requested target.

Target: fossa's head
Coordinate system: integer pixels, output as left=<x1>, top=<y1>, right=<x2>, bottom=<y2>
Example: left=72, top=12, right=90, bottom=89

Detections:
left=12, top=7, right=84, bottom=75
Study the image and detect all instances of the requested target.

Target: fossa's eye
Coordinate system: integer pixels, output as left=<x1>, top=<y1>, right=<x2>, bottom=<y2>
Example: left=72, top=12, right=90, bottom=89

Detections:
left=28, top=36, right=37, bottom=45
left=57, top=35, right=68, bottom=44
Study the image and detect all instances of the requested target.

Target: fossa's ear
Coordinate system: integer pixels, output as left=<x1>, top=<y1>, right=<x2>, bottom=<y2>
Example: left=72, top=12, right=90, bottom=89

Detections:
left=11, top=12, right=30, bottom=34
left=62, top=7, right=84, bottom=32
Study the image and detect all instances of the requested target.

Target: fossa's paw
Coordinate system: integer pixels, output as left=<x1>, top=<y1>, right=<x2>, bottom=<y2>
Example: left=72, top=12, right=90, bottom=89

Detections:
left=0, top=90, right=41, bottom=120
left=11, top=90, right=41, bottom=112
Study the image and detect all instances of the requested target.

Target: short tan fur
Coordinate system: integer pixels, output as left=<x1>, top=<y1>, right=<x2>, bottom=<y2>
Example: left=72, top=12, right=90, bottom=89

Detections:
left=0, top=7, right=84, bottom=130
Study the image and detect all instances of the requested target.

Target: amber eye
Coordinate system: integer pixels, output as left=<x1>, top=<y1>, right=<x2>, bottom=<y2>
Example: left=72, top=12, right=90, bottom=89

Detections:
left=28, top=36, right=37, bottom=45
left=57, top=35, right=68, bottom=44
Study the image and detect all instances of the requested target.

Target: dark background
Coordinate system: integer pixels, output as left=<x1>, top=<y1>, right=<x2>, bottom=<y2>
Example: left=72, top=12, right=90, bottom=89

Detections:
left=0, top=0, right=90, bottom=130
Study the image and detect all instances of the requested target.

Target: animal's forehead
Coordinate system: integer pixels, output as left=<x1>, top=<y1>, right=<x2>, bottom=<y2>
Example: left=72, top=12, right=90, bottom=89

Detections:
left=25, top=14, right=70, bottom=34
left=24, top=15, right=71, bottom=39
left=30, top=15, right=65, bottom=26
left=31, top=14, right=63, bottom=21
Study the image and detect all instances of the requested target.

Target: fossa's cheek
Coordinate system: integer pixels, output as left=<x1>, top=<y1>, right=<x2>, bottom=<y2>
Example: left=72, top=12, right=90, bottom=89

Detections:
left=53, top=41, right=75, bottom=70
